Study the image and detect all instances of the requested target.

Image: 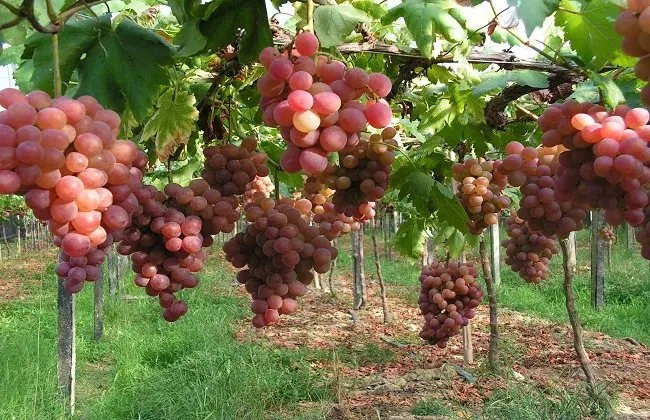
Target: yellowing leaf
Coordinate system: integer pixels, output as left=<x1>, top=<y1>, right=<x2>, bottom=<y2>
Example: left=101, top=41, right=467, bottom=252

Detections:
left=141, top=89, right=199, bottom=161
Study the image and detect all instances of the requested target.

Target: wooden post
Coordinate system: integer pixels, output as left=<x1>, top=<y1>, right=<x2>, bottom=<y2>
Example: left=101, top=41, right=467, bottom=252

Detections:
left=590, top=210, right=605, bottom=310
left=328, top=238, right=338, bottom=296
left=57, top=252, right=75, bottom=414
left=313, top=270, right=322, bottom=290
left=479, top=237, right=500, bottom=371
left=359, top=225, right=367, bottom=303
left=384, top=210, right=392, bottom=261
left=426, top=237, right=435, bottom=265
left=560, top=238, right=609, bottom=409
left=351, top=230, right=365, bottom=310
left=462, top=321, right=474, bottom=364
left=489, top=222, right=500, bottom=289
left=371, top=227, right=390, bottom=323
left=94, top=265, right=103, bottom=341
left=627, top=223, right=635, bottom=251
left=16, top=215, right=21, bottom=255
left=568, top=231, right=577, bottom=274
left=108, top=246, right=117, bottom=298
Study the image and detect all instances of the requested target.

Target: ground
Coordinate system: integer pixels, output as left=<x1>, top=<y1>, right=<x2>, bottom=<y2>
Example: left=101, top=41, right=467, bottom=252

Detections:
left=235, top=264, right=650, bottom=419
left=0, top=229, right=649, bottom=419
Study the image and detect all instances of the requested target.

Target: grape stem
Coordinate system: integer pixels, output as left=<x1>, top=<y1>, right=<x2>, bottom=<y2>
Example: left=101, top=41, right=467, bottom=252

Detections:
left=306, top=0, right=314, bottom=33
left=52, top=33, right=62, bottom=97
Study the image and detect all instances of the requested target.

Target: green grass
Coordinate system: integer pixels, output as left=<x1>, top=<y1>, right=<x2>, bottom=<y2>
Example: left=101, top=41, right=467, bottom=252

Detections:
left=368, top=227, right=650, bottom=345
left=0, top=227, right=644, bottom=419
left=498, top=229, right=650, bottom=345
left=0, top=251, right=332, bottom=419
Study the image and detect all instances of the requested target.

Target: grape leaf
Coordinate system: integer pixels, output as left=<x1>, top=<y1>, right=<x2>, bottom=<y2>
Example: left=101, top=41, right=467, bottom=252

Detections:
left=472, top=70, right=549, bottom=96
left=591, top=73, right=625, bottom=108
left=352, top=0, right=387, bottom=19
left=199, top=0, right=273, bottom=63
left=507, top=0, right=560, bottom=37
left=24, top=17, right=103, bottom=94
left=168, top=0, right=198, bottom=23
left=314, top=4, right=371, bottom=48
left=556, top=0, right=631, bottom=68
left=431, top=181, right=468, bottom=233
left=447, top=229, right=465, bottom=258
left=23, top=14, right=174, bottom=122
left=141, top=89, right=199, bottom=161
left=382, top=0, right=465, bottom=58
left=393, top=217, right=425, bottom=259
left=175, top=19, right=207, bottom=57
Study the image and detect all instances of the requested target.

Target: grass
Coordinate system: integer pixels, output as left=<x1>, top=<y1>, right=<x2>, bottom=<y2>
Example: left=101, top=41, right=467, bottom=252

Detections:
left=0, top=248, right=332, bottom=419
left=0, top=226, right=644, bottom=419
left=368, top=227, right=650, bottom=345
left=498, top=228, right=650, bottom=345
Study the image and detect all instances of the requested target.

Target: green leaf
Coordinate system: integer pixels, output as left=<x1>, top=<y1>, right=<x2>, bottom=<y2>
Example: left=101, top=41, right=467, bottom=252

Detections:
left=140, top=89, right=199, bottom=161
left=382, top=0, right=465, bottom=58
left=168, top=0, right=198, bottom=23
left=473, top=70, right=549, bottom=96
left=556, top=0, right=630, bottom=69
left=591, top=73, right=625, bottom=108
left=199, top=0, right=273, bottom=63
left=431, top=181, right=468, bottom=233
left=175, top=19, right=207, bottom=57
left=352, top=0, right=386, bottom=19
left=314, top=4, right=371, bottom=48
left=507, top=0, right=560, bottom=37
left=393, top=217, right=425, bottom=259
left=25, top=14, right=174, bottom=122
left=25, top=17, right=104, bottom=95
left=447, top=229, right=465, bottom=258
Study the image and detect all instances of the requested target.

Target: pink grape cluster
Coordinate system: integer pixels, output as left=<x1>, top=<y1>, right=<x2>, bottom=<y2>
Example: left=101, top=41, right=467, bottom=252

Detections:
left=418, top=260, right=484, bottom=348
left=535, top=101, right=650, bottom=230
left=117, top=185, right=207, bottom=322
left=202, top=138, right=270, bottom=197
left=224, top=197, right=337, bottom=327
left=498, top=141, right=587, bottom=238
left=615, top=0, right=650, bottom=104
left=257, top=32, right=393, bottom=174
left=452, top=158, right=511, bottom=235
left=0, top=88, right=150, bottom=292
left=317, top=133, right=396, bottom=220
left=165, top=179, right=241, bottom=238
left=244, top=175, right=275, bottom=207
left=300, top=176, right=360, bottom=239
left=502, top=213, right=558, bottom=284
left=600, top=227, right=616, bottom=242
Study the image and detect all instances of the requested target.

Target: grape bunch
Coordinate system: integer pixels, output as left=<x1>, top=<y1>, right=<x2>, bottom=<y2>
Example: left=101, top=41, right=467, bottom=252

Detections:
left=418, top=260, right=484, bottom=348
left=615, top=1, right=650, bottom=104
left=164, top=179, right=240, bottom=239
left=202, top=137, right=270, bottom=197
left=224, top=197, right=337, bottom=327
left=0, top=88, right=150, bottom=292
left=117, top=185, right=206, bottom=322
left=318, top=131, right=396, bottom=220
left=257, top=32, right=394, bottom=173
left=452, top=158, right=511, bottom=235
left=535, top=101, right=650, bottom=229
left=244, top=175, right=275, bottom=207
left=502, top=213, right=558, bottom=284
left=301, top=175, right=360, bottom=239
left=600, top=227, right=616, bottom=243
left=497, top=141, right=587, bottom=238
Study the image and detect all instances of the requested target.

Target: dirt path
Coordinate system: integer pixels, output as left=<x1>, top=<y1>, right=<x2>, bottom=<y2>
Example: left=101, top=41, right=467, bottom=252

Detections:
left=235, top=269, right=650, bottom=419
